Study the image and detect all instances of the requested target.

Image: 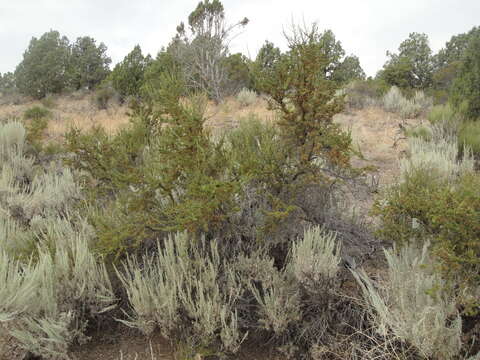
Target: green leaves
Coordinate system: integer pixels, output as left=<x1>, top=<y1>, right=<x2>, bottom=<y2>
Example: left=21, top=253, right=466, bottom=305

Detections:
left=109, top=45, right=152, bottom=101
left=373, top=170, right=480, bottom=308
left=380, top=32, right=434, bottom=90
left=451, top=31, right=480, bottom=120
left=15, top=30, right=71, bottom=98
left=69, top=36, right=111, bottom=90
left=255, top=24, right=352, bottom=173
left=14, top=30, right=112, bottom=98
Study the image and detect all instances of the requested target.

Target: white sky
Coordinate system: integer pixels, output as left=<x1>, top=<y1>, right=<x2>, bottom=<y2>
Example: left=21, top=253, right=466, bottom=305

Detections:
left=1, top=0, right=479, bottom=76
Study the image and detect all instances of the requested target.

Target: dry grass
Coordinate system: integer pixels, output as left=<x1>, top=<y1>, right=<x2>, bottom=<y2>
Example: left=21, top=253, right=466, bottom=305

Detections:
left=334, top=107, right=424, bottom=187
left=0, top=94, right=421, bottom=195
left=0, top=94, right=276, bottom=142
left=204, top=96, right=277, bottom=133
left=0, top=94, right=131, bottom=141
left=0, top=94, right=418, bottom=194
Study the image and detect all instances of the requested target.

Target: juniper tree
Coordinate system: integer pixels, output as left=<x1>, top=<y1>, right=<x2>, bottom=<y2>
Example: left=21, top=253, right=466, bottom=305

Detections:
left=15, top=30, right=71, bottom=98
left=256, top=23, right=352, bottom=177
left=69, top=36, right=111, bottom=90
left=109, top=45, right=152, bottom=100
left=380, top=33, right=434, bottom=89
left=451, top=31, right=480, bottom=120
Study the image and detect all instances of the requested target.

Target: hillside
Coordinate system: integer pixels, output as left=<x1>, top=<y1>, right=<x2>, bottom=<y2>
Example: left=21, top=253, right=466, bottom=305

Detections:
left=0, top=93, right=417, bottom=186
left=0, top=94, right=423, bottom=360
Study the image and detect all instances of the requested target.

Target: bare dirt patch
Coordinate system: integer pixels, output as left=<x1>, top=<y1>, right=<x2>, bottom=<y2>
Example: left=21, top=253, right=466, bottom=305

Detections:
left=69, top=330, right=172, bottom=360
left=335, top=107, right=423, bottom=188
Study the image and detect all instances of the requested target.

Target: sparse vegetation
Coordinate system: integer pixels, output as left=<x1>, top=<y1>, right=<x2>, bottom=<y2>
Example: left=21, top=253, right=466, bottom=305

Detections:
left=23, top=105, right=51, bottom=121
left=1, top=3, right=480, bottom=359
left=404, top=124, right=432, bottom=141
left=374, top=130, right=479, bottom=313
left=93, top=85, right=118, bottom=109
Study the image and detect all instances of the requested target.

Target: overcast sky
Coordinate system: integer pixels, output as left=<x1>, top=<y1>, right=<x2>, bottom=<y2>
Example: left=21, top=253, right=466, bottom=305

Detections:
left=1, top=0, right=479, bottom=76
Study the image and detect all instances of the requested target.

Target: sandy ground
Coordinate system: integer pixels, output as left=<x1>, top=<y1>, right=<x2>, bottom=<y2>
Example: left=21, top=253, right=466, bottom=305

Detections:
left=335, top=107, right=423, bottom=188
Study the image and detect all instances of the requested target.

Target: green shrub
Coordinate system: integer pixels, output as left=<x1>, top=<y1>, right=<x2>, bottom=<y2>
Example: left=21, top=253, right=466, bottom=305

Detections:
left=226, top=117, right=288, bottom=192
left=128, top=91, right=238, bottom=236
left=68, top=76, right=239, bottom=258
left=255, top=23, right=353, bottom=170
left=68, top=25, right=364, bottom=263
left=377, top=123, right=478, bottom=307
left=458, top=121, right=480, bottom=157
left=65, top=121, right=148, bottom=200
left=225, top=116, right=364, bottom=253
left=372, top=170, right=480, bottom=307
left=450, top=31, right=480, bottom=121
left=404, top=124, right=432, bottom=141
left=428, top=103, right=456, bottom=125
left=93, top=85, right=117, bottom=110
left=40, top=94, right=56, bottom=108
left=22, top=106, right=52, bottom=153
left=23, top=105, right=51, bottom=121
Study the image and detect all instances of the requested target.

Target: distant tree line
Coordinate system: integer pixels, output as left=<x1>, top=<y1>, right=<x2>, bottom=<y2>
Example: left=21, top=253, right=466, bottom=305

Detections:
left=9, top=30, right=111, bottom=98
left=2, top=0, right=479, bottom=120
left=1, top=0, right=367, bottom=103
left=377, top=27, right=480, bottom=119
